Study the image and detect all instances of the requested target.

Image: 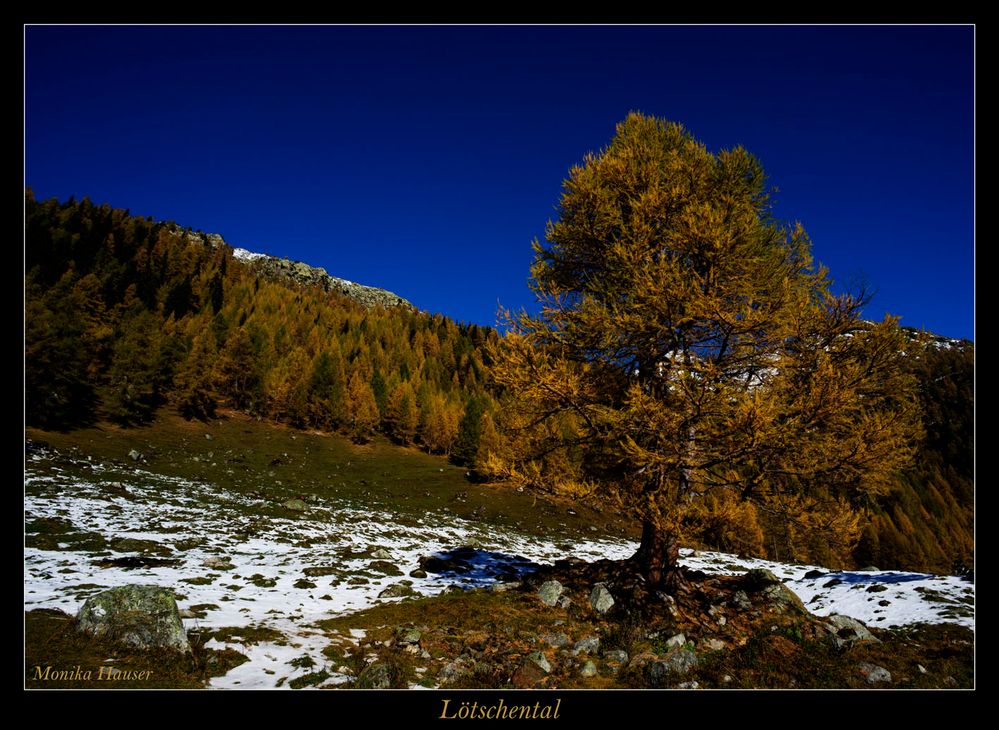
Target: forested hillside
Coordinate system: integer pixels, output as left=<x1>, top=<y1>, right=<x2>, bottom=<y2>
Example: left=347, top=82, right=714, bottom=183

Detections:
left=25, top=192, right=498, bottom=462
left=24, top=192, right=973, bottom=574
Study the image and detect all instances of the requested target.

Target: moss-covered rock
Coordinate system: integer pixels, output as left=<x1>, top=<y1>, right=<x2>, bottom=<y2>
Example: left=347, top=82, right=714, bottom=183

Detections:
left=76, top=585, right=190, bottom=653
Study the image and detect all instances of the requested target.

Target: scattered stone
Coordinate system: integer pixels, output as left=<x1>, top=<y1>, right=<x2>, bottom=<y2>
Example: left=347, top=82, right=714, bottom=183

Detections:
left=664, top=633, right=686, bottom=650
left=356, top=662, right=393, bottom=689
left=204, top=433, right=213, bottom=441
left=824, top=614, right=881, bottom=649
left=294, top=578, right=317, bottom=589
left=628, top=652, right=659, bottom=669
left=722, top=674, right=733, bottom=683
left=371, top=548, right=393, bottom=560
left=858, top=662, right=892, bottom=684
left=396, top=627, right=422, bottom=646
left=409, top=569, right=428, bottom=579
left=677, top=681, right=700, bottom=689
left=128, top=449, right=141, bottom=462
left=742, top=568, right=781, bottom=589
left=858, top=565, right=880, bottom=572
left=645, top=649, right=698, bottom=686
left=823, top=578, right=843, bottom=588
left=573, top=636, right=600, bottom=655
left=202, top=556, right=234, bottom=570
left=378, top=583, right=418, bottom=598
left=77, top=585, right=190, bottom=653
left=303, top=566, right=339, bottom=577
left=803, top=569, right=826, bottom=579
left=557, top=596, right=572, bottom=609
left=283, top=498, right=307, bottom=512
left=526, top=651, right=552, bottom=674
left=730, top=590, right=752, bottom=611
left=917, top=664, right=928, bottom=675
left=865, top=584, right=888, bottom=593
left=580, top=660, right=598, bottom=678
left=511, top=660, right=546, bottom=688
left=110, top=538, right=172, bottom=555
left=369, top=560, right=403, bottom=576
left=656, top=591, right=680, bottom=617
left=603, top=649, right=629, bottom=664
left=178, top=608, right=197, bottom=619
left=701, top=638, right=726, bottom=652
left=878, top=599, right=891, bottom=607
left=942, top=676, right=958, bottom=687
left=491, top=581, right=521, bottom=592
left=440, top=657, right=474, bottom=685
left=541, top=632, right=569, bottom=648
left=590, top=583, right=615, bottom=614
left=538, top=580, right=564, bottom=607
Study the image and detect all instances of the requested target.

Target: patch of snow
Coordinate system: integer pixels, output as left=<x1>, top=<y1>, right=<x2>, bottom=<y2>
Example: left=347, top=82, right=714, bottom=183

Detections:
left=24, top=452, right=973, bottom=689
left=232, top=247, right=266, bottom=262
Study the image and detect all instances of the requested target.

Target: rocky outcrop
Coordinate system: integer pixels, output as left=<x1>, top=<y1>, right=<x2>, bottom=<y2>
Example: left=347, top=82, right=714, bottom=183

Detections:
left=252, top=255, right=414, bottom=310
left=171, top=226, right=414, bottom=311
left=76, top=585, right=190, bottom=652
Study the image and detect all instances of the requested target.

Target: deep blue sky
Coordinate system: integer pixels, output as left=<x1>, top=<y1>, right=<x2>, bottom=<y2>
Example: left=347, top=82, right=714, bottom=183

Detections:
left=25, top=25, right=974, bottom=340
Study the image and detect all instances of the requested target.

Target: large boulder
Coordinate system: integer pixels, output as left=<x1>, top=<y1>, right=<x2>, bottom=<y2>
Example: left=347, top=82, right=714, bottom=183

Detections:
left=824, top=614, right=881, bottom=649
left=76, top=585, right=190, bottom=653
left=742, top=568, right=805, bottom=613
left=590, top=583, right=615, bottom=615
left=538, top=580, right=564, bottom=607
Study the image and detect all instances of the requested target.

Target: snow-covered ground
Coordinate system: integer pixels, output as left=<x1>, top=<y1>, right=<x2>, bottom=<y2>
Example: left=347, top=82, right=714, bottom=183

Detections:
left=232, top=247, right=266, bottom=262
left=24, top=449, right=973, bottom=689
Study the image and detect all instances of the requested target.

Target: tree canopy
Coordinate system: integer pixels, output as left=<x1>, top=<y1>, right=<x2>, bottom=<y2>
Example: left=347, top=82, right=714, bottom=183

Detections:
left=491, top=113, right=921, bottom=587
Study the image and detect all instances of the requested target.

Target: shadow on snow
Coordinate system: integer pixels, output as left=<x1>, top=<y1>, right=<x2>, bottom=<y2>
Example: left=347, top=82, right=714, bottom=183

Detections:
left=420, top=546, right=542, bottom=588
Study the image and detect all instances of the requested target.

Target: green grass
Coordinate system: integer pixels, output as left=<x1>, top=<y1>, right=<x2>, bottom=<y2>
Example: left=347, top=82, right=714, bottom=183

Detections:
left=27, top=408, right=636, bottom=542
left=24, top=608, right=247, bottom=689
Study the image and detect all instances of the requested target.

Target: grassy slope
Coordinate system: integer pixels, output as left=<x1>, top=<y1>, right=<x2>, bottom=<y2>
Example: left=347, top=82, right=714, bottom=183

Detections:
left=24, top=410, right=971, bottom=690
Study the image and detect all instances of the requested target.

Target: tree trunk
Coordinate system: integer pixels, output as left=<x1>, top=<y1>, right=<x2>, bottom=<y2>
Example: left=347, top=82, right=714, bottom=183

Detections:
left=631, top=519, right=683, bottom=590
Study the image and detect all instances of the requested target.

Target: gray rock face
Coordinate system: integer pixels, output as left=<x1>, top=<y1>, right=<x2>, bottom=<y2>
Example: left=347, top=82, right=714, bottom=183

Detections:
left=356, top=662, right=393, bottom=689
left=645, top=649, right=698, bottom=686
left=255, top=255, right=414, bottom=310
left=174, top=226, right=413, bottom=310
left=730, top=590, right=752, bottom=610
left=743, top=569, right=805, bottom=613
left=824, top=614, right=881, bottom=649
left=526, top=651, right=552, bottom=673
left=396, top=627, right=422, bottom=646
left=573, top=636, right=600, bottom=655
left=541, top=632, right=569, bottom=648
left=603, top=649, right=629, bottom=664
left=590, top=583, right=615, bottom=614
left=76, top=585, right=190, bottom=653
left=538, top=580, right=564, bottom=607
left=858, top=662, right=891, bottom=684
left=664, top=632, right=687, bottom=650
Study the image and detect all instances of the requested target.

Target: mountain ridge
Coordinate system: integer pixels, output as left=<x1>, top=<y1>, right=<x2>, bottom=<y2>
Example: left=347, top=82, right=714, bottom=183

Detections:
left=170, top=227, right=414, bottom=311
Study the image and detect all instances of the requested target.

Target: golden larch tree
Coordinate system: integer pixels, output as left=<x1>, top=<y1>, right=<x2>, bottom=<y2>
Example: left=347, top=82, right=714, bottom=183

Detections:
left=491, top=113, right=920, bottom=589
